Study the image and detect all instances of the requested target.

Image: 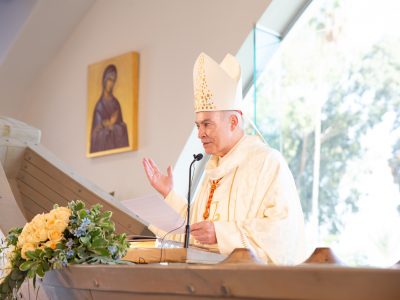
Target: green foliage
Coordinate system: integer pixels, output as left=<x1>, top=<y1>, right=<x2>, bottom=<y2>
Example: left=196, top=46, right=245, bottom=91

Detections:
left=0, top=247, right=27, bottom=300
left=4, top=228, right=22, bottom=248
left=63, top=201, right=129, bottom=265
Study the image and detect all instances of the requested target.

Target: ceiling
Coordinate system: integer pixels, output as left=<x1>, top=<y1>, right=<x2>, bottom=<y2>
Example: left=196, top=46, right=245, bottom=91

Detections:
left=0, top=0, right=38, bottom=64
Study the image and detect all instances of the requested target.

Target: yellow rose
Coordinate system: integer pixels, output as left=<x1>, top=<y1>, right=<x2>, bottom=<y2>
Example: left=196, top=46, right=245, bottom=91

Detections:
left=46, top=208, right=70, bottom=228
left=47, top=219, right=68, bottom=232
left=21, top=242, right=37, bottom=260
left=20, top=223, right=33, bottom=238
left=53, top=206, right=71, bottom=214
left=51, top=207, right=71, bottom=224
left=47, top=229, right=63, bottom=242
left=45, top=213, right=57, bottom=230
left=19, top=224, right=35, bottom=244
left=24, top=227, right=47, bottom=244
left=31, top=213, right=47, bottom=230
left=24, top=234, right=37, bottom=244
left=17, top=233, right=26, bottom=248
left=44, top=240, right=58, bottom=250
left=36, top=228, right=49, bottom=242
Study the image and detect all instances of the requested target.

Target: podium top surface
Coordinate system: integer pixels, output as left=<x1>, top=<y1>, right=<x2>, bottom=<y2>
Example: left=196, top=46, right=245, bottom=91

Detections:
left=0, top=116, right=41, bottom=145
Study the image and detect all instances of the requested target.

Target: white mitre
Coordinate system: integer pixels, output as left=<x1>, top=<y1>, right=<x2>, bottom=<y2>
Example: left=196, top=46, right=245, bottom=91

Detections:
left=193, top=52, right=242, bottom=112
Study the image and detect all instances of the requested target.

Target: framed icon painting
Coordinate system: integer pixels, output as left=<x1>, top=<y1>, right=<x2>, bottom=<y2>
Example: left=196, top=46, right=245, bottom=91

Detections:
left=86, top=52, right=139, bottom=158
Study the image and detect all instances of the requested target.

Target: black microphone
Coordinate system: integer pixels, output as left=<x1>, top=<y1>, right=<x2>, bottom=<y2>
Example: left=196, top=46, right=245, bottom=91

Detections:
left=183, top=153, right=203, bottom=248
left=193, top=153, right=203, bottom=161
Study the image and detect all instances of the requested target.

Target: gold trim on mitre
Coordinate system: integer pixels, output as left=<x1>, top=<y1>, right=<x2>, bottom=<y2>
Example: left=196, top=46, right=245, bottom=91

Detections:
left=194, top=53, right=215, bottom=111
left=193, top=52, right=242, bottom=113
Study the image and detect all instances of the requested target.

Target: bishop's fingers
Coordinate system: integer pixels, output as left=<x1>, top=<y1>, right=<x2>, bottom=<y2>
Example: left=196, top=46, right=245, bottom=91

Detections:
left=143, top=158, right=154, bottom=178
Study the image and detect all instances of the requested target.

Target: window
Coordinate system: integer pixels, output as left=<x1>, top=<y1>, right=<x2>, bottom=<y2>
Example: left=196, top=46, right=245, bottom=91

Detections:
left=244, top=0, right=400, bottom=266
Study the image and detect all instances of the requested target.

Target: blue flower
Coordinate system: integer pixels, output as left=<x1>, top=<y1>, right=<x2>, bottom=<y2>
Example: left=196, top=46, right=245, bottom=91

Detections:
left=108, top=245, right=117, bottom=255
left=66, top=249, right=75, bottom=258
left=74, top=228, right=86, bottom=237
left=81, top=217, right=91, bottom=227
left=73, top=217, right=92, bottom=237
left=61, top=259, right=68, bottom=267
left=66, top=239, right=74, bottom=248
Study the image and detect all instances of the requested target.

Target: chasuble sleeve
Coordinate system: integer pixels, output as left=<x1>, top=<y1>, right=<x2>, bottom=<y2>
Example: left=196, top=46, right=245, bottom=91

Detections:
left=213, top=151, right=307, bottom=265
left=164, top=190, right=188, bottom=215
left=147, top=191, right=187, bottom=242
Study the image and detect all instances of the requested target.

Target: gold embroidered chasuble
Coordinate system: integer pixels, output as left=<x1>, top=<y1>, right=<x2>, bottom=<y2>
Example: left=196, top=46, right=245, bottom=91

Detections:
left=149, top=135, right=306, bottom=265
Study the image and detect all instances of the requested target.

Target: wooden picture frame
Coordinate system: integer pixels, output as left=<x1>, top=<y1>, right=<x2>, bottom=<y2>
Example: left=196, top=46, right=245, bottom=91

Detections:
left=86, top=52, right=139, bottom=158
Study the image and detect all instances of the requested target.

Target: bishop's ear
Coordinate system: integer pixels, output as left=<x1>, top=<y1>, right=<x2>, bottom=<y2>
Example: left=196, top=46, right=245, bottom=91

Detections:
left=229, top=114, right=239, bottom=130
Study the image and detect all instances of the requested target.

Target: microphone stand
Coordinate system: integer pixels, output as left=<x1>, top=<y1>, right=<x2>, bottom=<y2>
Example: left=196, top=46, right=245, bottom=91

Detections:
left=184, top=154, right=202, bottom=248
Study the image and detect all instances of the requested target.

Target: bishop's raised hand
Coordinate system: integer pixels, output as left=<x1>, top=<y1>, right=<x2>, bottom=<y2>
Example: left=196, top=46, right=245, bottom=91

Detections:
left=142, top=158, right=173, bottom=198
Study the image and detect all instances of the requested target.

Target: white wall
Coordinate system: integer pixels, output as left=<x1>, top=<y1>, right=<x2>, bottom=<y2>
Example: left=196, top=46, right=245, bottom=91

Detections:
left=20, top=0, right=270, bottom=200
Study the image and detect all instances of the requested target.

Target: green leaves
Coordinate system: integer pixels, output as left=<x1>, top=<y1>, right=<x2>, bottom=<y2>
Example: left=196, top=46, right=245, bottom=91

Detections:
left=19, top=260, right=35, bottom=271
left=92, top=236, right=107, bottom=248
left=1, top=279, right=11, bottom=293
left=65, top=200, right=129, bottom=263
left=36, top=263, right=45, bottom=277
left=100, top=211, right=113, bottom=221
left=79, top=236, right=91, bottom=245
left=5, top=227, right=22, bottom=247
left=10, top=269, right=25, bottom=281
left=78, top=208, right=89, bottom=219
left=92, top=247, right=109, bottom=256
left=19, top=259, right=49, bottom=278
left=69, top=200, right=85, bottom=211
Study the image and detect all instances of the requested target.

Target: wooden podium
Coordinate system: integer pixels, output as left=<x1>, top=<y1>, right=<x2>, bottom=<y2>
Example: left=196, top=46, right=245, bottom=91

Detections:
left=38, top=263, right=400, bottom=300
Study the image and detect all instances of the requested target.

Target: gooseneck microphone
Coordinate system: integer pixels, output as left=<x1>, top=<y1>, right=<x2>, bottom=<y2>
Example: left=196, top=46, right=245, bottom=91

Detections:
left=193, top=153, right=203, bottom=161
left=183, top=153, right=203, bottom=248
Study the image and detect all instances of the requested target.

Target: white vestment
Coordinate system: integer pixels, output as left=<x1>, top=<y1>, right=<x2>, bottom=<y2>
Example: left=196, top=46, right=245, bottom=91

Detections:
left=150, top=135, right=306, bottom=265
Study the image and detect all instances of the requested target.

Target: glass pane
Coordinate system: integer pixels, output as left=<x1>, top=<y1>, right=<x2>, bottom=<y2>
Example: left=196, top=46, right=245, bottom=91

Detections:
left=244, top=0, right=400, bottom=266
left=243, top=26, right=281, bottom=147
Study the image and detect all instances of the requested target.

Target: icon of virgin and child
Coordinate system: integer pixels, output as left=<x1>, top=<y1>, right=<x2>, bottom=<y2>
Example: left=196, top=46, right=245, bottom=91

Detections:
left=90, top=64, right=129, bottom=153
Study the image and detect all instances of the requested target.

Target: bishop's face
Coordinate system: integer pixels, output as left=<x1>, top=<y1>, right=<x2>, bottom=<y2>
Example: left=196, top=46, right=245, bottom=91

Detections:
left=195, top=111, right=234, bottom=157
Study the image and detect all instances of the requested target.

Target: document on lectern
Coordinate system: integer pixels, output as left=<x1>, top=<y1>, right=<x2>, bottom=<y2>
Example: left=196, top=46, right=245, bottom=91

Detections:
left=121, top=194, right=185, bottom=233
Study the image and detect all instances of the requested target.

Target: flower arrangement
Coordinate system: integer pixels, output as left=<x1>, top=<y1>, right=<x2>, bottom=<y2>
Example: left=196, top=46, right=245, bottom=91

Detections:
left=0, top=200, right=129, bottom=299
